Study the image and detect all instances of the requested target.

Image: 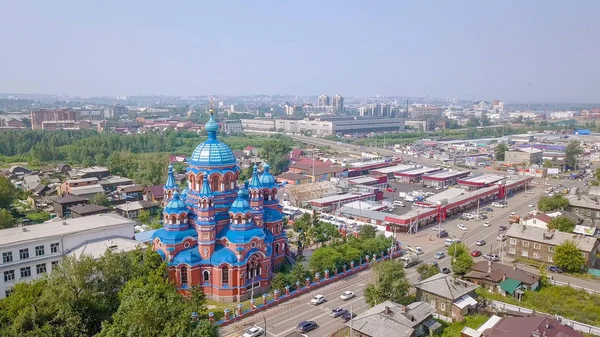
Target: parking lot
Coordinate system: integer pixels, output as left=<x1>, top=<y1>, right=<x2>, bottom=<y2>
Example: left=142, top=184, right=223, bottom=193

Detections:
left=383, top=181, right=439, bottom=215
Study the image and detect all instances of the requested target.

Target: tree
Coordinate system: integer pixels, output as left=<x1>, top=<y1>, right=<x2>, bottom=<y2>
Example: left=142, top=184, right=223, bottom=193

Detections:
left=417, top=263, right=440, bottom=280
left=309, top=246, right=343, bottom=273
left=596, top=168, right=600, bottom=181
left=258, top=140, right=292, bottom=175
left=542, top=160, right=553, bottom=168
left=270, top=272, right=288, bottom=293
left=554, top=240, right=586, bottom=273
left=0, top=208, right=16, bottom=229
left=26, top=211, right=51, bottom=224
left=90, top=193, right=111, bottom=207
left=238, top=165, right=254, bottom=182
left=359, top=225, right=377, bottom=239
left=447, top=242, right=474, bottom=275
left=591, top=180, right=600, bottom=187
left=548, top=216, right=575, bottom=233
left=0, top=176, right=16, bottom=209
left=364, top=260, right=411, bottom=306
left=537, top=194, right=569, bottom=212
left=494, top=143, right=509, bottom=161
left=565, top=140, right=582, bottom=170
left=138, top=210, right=151, bottom=224
left=289, top=260, right=310, bottom=285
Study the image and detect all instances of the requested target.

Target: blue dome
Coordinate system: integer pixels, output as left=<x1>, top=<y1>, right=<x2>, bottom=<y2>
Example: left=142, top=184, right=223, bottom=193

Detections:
left=259, top=163, right=277, bottom=188
left=164, top=191, right=188, bottom=215
left=180, top=188, right=189, bottom=200
left=230, top=190, right=251, bottom=214
left=210, top=245, right=237, bottom=266
left=263, top=207, right=283, bottom=222
left=189, top=138, right=237, bottom=167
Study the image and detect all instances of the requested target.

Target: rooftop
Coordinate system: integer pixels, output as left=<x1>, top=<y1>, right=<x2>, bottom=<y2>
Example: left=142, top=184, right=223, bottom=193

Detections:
left=99, top=176, right=134, bottom=185
left=339, top=207, right=389, bottom=221
left=80, top=166, right=109, bottom=173
left=517, top=147, right=543, bottom=154
left=414, top=273, right=478, bottom=301
left=505, top=225, right=598, bottom=253
left=65, top=177, right=99, bottom=184
left=0, top=214, right=134, bottom=247
left=482, top=316, right=584, bottom=337
left=68, top=237, right=141, bottom=259
left=347, top=300, right=436, bottom=337
left=277, top=172, right=308, bottom=181
left=309, top=192, right=374, bottom=205
left=69, top=204, right=110, bottom=215
left=458, top=174, right=505, bottom=185
left=422, top=170, right=470, bottom=180
left=371, top=164, right=414, bottom=174
left=394, top=167, right=441, bottom=177
left=115, top=200, right=158, bottom=212
left=466, top=261, right=541, bottom=285
left=567, top=194, right=600, bottom=211
left=54, top=194, right=88, bottom=204
left=348, top=176, right=379, bottom=185
left=70, top=184, right=105, bottom=196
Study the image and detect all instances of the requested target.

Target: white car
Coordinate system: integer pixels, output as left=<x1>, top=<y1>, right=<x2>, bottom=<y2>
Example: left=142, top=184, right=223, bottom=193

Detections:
left=491, top=202, right=505, bottom=208
left=340, top=291, right=355, bottom=301
left=510, top=211, right=516, bottom=215
left=310, top=294, right=325, bottom=305
left=528, top=204, right=534, bottom=207
left=483, top=221, right=491, bottom=227
left=242, top=326, right=264, bottom=337
left=457, top=224, right=468, bottom=231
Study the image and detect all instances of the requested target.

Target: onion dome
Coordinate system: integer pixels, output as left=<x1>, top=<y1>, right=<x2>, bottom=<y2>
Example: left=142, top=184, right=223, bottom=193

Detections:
left=230, top=190, right=251, bottom=214
left=164, top=164, right=177, bottom=190
left=189, top=108, right=236, bottom=167
left=199, top=171, right=213, bottom=197
left=180, top=188, right=189, bottom=200
left=259, top=163, right=277, bottom=188
left=164, top=191, right=188, bottom=215
left=248, top=164, right=263, bottom=189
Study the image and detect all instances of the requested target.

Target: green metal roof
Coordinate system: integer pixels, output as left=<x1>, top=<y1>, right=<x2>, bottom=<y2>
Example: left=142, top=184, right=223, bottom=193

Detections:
left=499, top=278, right=522, bottom=295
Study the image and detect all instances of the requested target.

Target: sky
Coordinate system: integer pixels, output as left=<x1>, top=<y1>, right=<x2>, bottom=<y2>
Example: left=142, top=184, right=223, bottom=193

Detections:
left=1, top=1, right=599, bottom=103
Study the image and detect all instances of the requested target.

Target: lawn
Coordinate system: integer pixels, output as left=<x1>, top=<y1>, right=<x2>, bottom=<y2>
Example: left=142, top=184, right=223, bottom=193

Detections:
left=437, top=315, right=489, bottom=337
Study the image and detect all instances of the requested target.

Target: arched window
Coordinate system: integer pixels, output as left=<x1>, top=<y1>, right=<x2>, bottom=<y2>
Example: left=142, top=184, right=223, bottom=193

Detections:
left=237, top=215, right=243, bottom=224
left=275, top=243, right=280, bottom=254
left=223, top=175, right=231, bottom=191
left=167, top=190, right=173, bottom=199
left=263, top=191, right=269, bottom=201
left=246, top=255, right=261, bottom=280
left=189, top=174, right=196, bottom=190
left=211, top=175, right=220, bottom=192
left=203, top=270, right=210, bottom=283
left=180, top=266, right=188, bottom=285
left=222, top=266, right=229, bottom=284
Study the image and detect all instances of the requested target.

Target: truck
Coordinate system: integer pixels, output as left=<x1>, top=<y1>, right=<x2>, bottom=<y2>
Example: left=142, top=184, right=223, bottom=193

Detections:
left=401, top=254, right=420, bottom=268
left=508, top=215, right=521, bottom=224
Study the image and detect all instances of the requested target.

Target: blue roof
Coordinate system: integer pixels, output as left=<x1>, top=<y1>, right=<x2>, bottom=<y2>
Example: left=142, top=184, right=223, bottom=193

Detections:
left=210, top=245, right=237, bottom=266
left=188, top=111, right=236, bottom=167
left=248, top=165, right=263, bottom=189
left=264, top=230, right=274, bottom=244
left=164, top=164, right=178, bottom=189
left=575, top=129, right=591, bottom=135
left=230, top=190, right=251, bottom=214
left=259, top=164, right=277, bottom=188
left=135, top=229, right=157, bottom=243
left=180, top=188, right=188, bottom=200
left=199, top=172, right=213, bottom=197
left=164, top=191, right=188, bottom=215
left=263, top=207, right=283, bottom=222
left=218, top=226, right=266, bottom=244
left=172, top=247, right=206, bottom=267
left=152, top=227, right=198, bottom=245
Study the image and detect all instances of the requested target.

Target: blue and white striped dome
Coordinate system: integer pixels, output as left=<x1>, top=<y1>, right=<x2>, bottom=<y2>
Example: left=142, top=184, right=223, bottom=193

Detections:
left=259, top=163, right=277, bottom=188
left=189, top=112, right=236, bottom=167
left=164, top=191, right=188, bottom=215
left=230, top=190, right=251, bottom=214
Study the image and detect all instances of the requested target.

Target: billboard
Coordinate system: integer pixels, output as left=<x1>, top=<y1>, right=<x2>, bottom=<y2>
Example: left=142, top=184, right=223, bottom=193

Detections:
left=547, top=168, right=560, bottom=175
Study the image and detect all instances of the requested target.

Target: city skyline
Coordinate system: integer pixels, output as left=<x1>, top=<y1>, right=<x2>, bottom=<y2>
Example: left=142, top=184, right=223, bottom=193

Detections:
left=1, top=1, right=600, bottom=103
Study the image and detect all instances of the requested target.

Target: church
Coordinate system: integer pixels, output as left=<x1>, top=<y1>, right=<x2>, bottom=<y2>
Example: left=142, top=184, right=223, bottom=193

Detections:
left=152, top=108, right=288, bottom=302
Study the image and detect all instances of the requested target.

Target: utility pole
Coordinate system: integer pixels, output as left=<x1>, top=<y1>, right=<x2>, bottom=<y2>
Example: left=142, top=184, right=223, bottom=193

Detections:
left=349, top=305, right=353, bottom=337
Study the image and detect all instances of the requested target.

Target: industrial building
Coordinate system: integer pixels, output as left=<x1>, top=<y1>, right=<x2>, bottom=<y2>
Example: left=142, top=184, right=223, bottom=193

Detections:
left=505, top=147, right=543, bottom=166
left=394, top=167, right=443, bottom=183
left=277, top=181, right=339, bottom=207
left=370, top=165, right=414, bottom=179
left=457, top=174, right=505, bottom=190
left=309, top=192, right=379, bottom=212
left=421, top=170, right=471, bottom=188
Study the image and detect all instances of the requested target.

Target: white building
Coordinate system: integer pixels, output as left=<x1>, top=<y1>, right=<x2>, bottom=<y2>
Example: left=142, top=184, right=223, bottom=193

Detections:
left=0, top=214, right=136, bottom=299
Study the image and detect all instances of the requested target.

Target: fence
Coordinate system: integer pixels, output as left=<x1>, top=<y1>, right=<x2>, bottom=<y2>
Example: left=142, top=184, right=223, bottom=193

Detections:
left=490, top=300, right=600, bottom=336
left=547, top=278, right=600, bottom=295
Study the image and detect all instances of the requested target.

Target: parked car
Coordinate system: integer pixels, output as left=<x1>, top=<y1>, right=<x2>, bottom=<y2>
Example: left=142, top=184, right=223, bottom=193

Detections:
left=471, top=250, right=482, bottom=257
left=476, top=240, right=486, bottom=246
left=547, top=266, right=564, bottom=273
left=483, top=254, right=500, bottom=262
left=435, top=252, right=446, bottom=259
left=330, top=308, right=347, bottom=318
left=492, top=202, right=505, bottom=208
left=528, top=204, right=534, bottom=207
left=497, top=234, right=507, bottom=241
left=484, top=207, right=493, bottom=212
left=478, top=214, right=488, bottom=220
left=483, top=221, right=491, bottom=227
left=340, top=291, right=355, bottom=301
left=437, top=230, right=449, bottom=238
left=441, top=267, right=451, bottom=274
left=499, top=225, right=507, bottom=231
left=458, top=224, right=468, bottom=231
left=310, top=294, right=325, bottom=305
left=297, top=321, right=318, bottom=333
left=242, top=327, right=264, bottom=337
left=341, top=312, right=357, bottom=322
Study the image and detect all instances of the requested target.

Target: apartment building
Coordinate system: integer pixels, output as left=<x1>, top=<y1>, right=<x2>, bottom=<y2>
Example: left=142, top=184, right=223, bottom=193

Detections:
left=0, top=214, right=136, bottom=299
left=505, top=225, right=599, bottom=267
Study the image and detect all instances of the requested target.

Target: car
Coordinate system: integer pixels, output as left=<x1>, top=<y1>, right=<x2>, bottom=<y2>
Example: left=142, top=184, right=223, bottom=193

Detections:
left=242, top=327, right=265, bottom=337
left=511, top=211, right=516, bottom=215
left=437, top=230, right=449, bottom=238
left=471, top=250, right=482, bottom=257
left=478, top=214, right=488, bottom=220
left=547, top=266, right=564, bottom=273
left=435, top=252, right=446, bottom=259
left=476, top=239, right=486, bottom=246
left=341, top=311, right=357, bottom=322
left=310, top=294, right=325, bottom=305
left=441, top=267, right=451, bottom=274
left=497, top=234, right=507, bottom=241
left=484, top=207, right=493, bottom=212
left=458, top=224, right=468, bottom=231
left=483, top=221, right=491, bottom=227
left=415, top=247, right=424, bottom=255
left=492, top=202, right=505, bottom=208
left=498, top=225, right=507, bottom=231
left=431, top=226, right=444, bottom=232
left=297, top=321, right=318, bottom=333
left=340, top=291, right=355, bottom=300
left=528, top=204, right=534, bottom=207
left=330, top=308, right=347, bottom=318
left=483, top=254, right=500, bottom=262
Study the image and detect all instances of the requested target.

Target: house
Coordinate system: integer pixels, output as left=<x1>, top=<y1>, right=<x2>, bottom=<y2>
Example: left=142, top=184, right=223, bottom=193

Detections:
left=290, top=148, right=305, bottom=160
left=243, top=146, right=258, bottom=157
left=69, top=204, right=110, bottom=218
left=52, top=195, right=89, bottom=218
left=22, top=175, right=42, bottom=191
left=169, top=155, right=187, bottom=163
left=115, top=201, right=159, bottom=219
left=277, top=172, right=309, bottom=185
left=287, top=158, right=347, bottom=182
left=347, top=300, right=440, bottom=337
left=144, top=185, right=165, bottom=203
left=521, top=213, right=552, bottom=229
left=464, top=315, right=584, bottom=337
left=60, top=177, right=99, bottom=194
left=79, top=167, right=110, bottom=179
left=69, top=184, right=106, bottom=200
left=505, top=225, right=599, bottom=268
left=118, top=185, right=144, bottom=201
left=566, top=194, right=600, bottom=225
left=99, top=176, right=134, bottom=192
left=464, top=261, right=541, bottom=297
left=414, top=273, right=479, bottom=321
left=56, top=163, right=72, bottom=173
left=9, top=165, right=31, bottom=176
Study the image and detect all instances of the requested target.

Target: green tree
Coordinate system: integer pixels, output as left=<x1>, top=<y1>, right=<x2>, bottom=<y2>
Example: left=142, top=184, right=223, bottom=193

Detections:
left=448, top=242, right=474, bottom=275
left=309, top=246, right=343, bottom=273
left=494, top=143, right=509, bottom=161
left=238, top=165, right=254, bottom=182
left=25, top=211, right=51, bottom=224
left=364, top=260, right=411, bottom=306
left=417, top=263, right=440, bottom=280
left=565, top=140, right=583, bottom=170
left=548, top=216, right=575, bottom=233
left=554, top=240, right=586, bottom=273
left=289, top=260, right=310, bottom=285
left=591, top=180, right=600, bottom=187
left=138, top=210, right=151, bottom=224
left=542, top=159, right=553, bottom=168
left=269, top=272, right=288, bottom=293
left=358, top=224, right=377, bottom=239
left=90, top=193, right=111, bottom=207
left=537, top=194, right=569, bottom=212
left=0, top=176, right=16, bottom=208
left=595, top=168, right=600, bottom=181
left=0, top=208, right=16, bottom=229
left=258, top=140, right=292, bottom=175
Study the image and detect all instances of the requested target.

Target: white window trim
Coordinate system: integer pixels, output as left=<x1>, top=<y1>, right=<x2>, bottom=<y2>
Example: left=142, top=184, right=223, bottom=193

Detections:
left=509, top=238, right=517, bottom=245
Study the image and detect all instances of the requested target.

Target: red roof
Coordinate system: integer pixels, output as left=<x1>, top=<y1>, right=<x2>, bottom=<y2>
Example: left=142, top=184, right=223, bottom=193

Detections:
left=245, top=146, right=256, bottom=150
left=291, top=148, right=304, bottom=156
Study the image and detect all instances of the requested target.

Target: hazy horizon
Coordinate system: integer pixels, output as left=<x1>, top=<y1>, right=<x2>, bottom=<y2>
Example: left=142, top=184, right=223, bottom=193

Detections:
left=1, top=1, right=599, bottom=103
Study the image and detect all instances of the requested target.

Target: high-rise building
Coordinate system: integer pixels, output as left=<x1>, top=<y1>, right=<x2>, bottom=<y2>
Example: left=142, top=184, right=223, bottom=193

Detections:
left=318, top=95, right=330, bottom=106
left=30, top=109, right=78, bottom=130
left=333, top=95, right=344, bottom=113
